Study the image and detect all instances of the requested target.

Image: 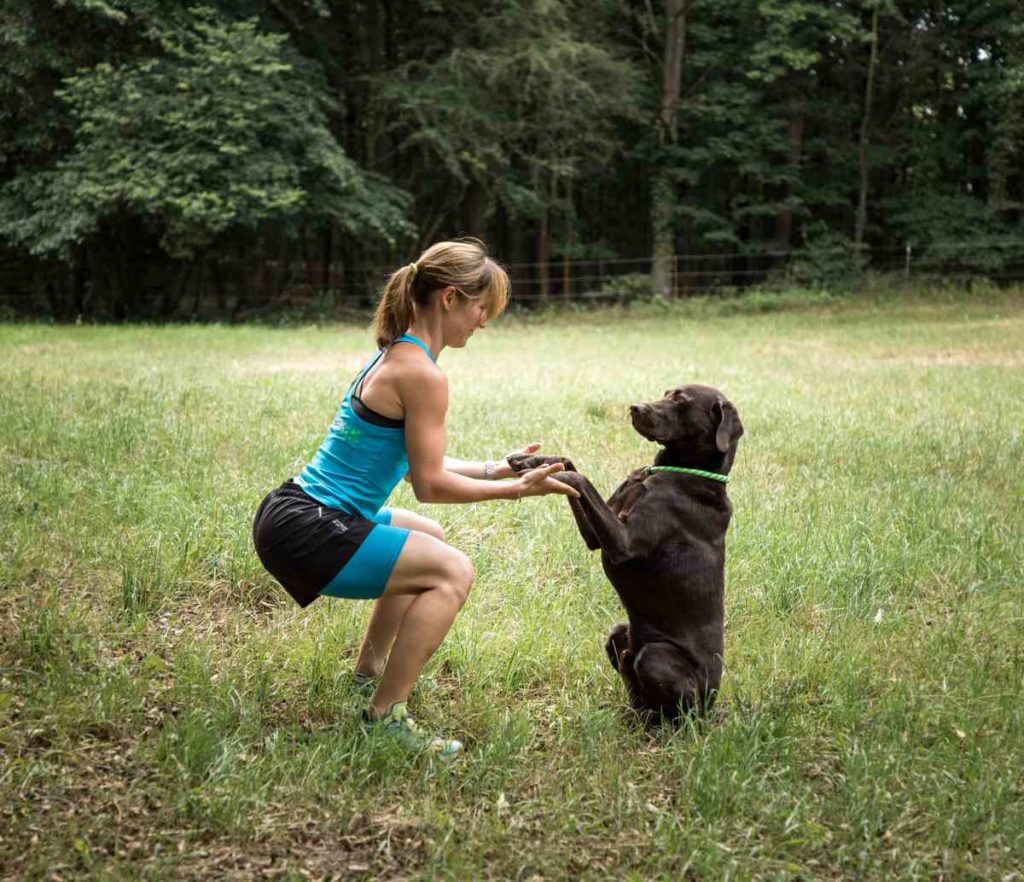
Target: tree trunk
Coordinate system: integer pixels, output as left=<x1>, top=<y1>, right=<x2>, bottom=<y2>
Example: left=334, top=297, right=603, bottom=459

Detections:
left=537, top=207, right=550, bottom=305
left=72, top=249, right=88, bottom=316
left=774, top=114, right=805, bottom=250
left=192, top=257, right=205, bottom=318
left=652, top=174, right=676, bottom=296
left=108, top=226, right=128, bottom=320
left=533, top=166, right=550, bottom=305
left=322, top=223, right=333, bottom=299
left=562, top=177, right=572, bottom=302
left=501, top=204, right=530, bottom=304
left=652, top=0, right=686, bottom=298
left=461, top=180, right=486, bottom=240
left=855, top=7, right=879, bottom=252
left=163, top=258, right=195, bottom=319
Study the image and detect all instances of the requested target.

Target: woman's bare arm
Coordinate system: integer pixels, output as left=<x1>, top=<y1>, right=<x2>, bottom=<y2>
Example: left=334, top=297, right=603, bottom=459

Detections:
left=442, top=442, right=540, bottom=480
left=400, top=366, right=575, bottom=503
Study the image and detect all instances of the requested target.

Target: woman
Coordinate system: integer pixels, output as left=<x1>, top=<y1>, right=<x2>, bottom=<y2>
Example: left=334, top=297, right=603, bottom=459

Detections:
left=253, top=239, right=576, bottom=756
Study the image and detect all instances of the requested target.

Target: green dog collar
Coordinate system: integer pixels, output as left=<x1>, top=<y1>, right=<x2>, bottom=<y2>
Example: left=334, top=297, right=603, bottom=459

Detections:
left=647, top=465, right=730, bottom=484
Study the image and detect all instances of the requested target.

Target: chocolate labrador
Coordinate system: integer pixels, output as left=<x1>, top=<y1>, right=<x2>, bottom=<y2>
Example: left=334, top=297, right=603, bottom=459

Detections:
left=510, top=384, right=743, bottom=723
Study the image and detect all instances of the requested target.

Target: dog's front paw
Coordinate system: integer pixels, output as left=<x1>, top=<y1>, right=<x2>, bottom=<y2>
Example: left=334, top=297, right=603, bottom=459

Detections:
left=552, top=470, right=584, bottom=490
left=507, top=453, right=577, bottom=475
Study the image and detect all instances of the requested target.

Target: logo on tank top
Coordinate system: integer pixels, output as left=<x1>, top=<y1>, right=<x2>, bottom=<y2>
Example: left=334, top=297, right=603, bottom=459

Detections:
left=331, top=416, right=362, bottom=446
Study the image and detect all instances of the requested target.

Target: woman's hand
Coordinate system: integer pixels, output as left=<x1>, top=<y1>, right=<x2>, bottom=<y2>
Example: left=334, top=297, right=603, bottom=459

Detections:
left=505, top=441, right=541, bottom=460
left=514, top=462, right=580, bottom=499
left=497, top=442, right=541, bottom=479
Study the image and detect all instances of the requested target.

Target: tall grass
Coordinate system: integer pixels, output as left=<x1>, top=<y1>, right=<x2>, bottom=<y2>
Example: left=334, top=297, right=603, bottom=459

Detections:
left=2, top=291, right=1022, bottom=879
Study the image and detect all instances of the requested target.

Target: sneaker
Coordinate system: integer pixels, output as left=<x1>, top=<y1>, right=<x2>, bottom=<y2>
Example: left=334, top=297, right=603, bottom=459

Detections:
left=361, top=701, right=463, bottom=758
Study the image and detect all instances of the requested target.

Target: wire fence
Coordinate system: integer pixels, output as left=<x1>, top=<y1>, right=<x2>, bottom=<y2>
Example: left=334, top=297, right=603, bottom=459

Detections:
left=3, top=240, right=1024, bottom=317
left=265, top=241, right=1024, bottom=304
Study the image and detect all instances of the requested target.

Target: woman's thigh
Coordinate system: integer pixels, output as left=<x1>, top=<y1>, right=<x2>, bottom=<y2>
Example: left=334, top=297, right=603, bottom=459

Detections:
left=379, top=530, right=473, bottom=599
left=387, top=507, right=444, bottom=541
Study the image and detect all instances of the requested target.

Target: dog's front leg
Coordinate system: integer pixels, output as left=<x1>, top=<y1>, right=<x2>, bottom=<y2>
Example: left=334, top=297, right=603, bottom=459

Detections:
left=554, top=472, right=634, bottom=564
left=508, top=454, right=602, bottom=549
left=567, top=496, right=602, bottom=550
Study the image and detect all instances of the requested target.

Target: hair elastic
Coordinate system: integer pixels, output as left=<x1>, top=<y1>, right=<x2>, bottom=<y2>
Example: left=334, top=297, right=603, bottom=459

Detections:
left=408, top=262, right=418, bottom=279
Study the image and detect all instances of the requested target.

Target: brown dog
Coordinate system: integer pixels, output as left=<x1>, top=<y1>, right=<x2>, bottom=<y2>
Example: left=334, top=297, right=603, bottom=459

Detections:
left=510, top=384, right=743, bottom=723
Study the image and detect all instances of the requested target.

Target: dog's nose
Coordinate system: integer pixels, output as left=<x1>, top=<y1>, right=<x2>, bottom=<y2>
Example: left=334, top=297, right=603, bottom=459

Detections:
left=630, top=405, right=642, bottom=415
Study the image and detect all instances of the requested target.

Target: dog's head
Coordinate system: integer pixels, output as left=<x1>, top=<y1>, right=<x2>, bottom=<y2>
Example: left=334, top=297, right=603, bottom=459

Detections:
left=630, top=384, right=743, bottom=468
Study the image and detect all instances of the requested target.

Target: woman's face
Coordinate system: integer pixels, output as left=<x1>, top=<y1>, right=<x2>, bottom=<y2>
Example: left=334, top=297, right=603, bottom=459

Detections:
left=444, top=290, right=489, bottom=348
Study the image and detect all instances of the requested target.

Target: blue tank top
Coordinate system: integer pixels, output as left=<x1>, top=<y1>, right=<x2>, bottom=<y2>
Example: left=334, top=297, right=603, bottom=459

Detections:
left=295, top=334, right=436, bottom=519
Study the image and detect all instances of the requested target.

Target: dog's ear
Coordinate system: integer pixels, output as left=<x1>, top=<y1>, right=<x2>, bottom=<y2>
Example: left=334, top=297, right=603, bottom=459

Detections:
left=712, top=397, right=743, bottom=453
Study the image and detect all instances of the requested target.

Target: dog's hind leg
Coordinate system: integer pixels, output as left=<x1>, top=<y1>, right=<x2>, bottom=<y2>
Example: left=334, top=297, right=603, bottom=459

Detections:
left=605, top=624, right=646, bottom=711
left=633, top=642, right=703, bottom=722
left=604, top=622, right=630, bottom=671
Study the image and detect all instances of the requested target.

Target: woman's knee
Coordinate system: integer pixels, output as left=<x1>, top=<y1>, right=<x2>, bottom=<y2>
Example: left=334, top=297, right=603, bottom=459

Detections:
left=422, top=518, right=445, bottom=543
left=439, top=549, right=474, bottom=604
left=390, top=508, right=445, bottom=543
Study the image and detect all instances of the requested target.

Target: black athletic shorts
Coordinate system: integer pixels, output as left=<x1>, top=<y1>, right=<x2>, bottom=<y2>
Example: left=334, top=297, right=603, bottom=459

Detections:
left=252, top=481, right=405, bottom=607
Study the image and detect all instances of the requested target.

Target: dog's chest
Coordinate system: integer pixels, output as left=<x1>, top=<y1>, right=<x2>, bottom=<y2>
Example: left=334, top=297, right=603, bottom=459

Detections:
left=611, top=480, right=646, bottom=523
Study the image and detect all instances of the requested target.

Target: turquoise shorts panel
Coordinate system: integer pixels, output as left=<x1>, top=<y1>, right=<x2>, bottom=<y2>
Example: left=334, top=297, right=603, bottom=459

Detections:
left=372, top=508, right=393, bottom=526
left=319, top=520, right=409, bottom=600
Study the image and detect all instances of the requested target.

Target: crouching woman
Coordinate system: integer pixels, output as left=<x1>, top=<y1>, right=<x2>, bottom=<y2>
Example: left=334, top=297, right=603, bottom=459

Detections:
left=253, top=239, right=576, bottom=756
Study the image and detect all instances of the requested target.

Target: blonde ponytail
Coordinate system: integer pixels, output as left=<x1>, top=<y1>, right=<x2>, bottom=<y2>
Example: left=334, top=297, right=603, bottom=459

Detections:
left=372, top=263, right=418, bottom=349
left=372, top=238, right=510, bottom=348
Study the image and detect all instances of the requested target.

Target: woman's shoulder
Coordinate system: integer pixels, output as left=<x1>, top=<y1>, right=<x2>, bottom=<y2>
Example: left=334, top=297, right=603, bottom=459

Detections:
left=391, top=351, right=447, bottom=413
left=386, top=345, right=445, bottom=385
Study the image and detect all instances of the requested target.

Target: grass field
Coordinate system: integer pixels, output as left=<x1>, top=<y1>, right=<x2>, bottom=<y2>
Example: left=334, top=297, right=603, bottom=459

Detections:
left=2, top=290, right=1023, bottom=880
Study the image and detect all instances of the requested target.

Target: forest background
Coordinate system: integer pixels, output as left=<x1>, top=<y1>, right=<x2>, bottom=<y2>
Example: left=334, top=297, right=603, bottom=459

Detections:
left=1, top=0, right=1023, bottom=319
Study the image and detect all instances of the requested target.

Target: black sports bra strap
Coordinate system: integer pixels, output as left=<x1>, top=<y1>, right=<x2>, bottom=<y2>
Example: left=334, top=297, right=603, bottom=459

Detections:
left=348, top=348, right=387, bottom=398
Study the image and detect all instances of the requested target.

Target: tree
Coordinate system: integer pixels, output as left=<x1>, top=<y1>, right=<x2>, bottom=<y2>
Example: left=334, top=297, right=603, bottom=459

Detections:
left=651, top=0, right=685, bottom=298
left=376, top=0, right=640, bottom=301
left=0, top=3, right=410, bottom=316
left=2, top=0, right=1023, bottom=317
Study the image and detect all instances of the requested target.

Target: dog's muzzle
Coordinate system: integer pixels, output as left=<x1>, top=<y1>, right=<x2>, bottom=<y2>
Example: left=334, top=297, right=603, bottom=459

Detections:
left=630, top=405, right=657, bottom=441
